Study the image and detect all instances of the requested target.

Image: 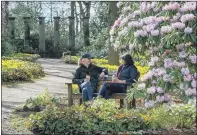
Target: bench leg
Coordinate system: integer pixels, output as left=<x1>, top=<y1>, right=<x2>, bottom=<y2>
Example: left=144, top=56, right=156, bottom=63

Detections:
left=131, top=98, right=136, bottom=109
left=120, top=99, right=124, bottom=108
left=79, top=98, right=82, bottom=105
left=126, top=100, right=131, bottom=110
left=67, top=84, right=73, bottom=107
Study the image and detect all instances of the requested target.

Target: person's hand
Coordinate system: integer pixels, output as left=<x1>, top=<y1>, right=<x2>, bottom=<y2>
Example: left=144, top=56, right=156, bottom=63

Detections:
left=84, top=78, right=90, bottom=82
left=112, top=78, right=118, bottom=83
left=99, top=72, right=105, bottom=78
left=117, top=79, right=126, bottom=84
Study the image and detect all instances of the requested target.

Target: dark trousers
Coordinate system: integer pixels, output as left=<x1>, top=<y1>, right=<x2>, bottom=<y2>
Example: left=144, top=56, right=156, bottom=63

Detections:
left=98, top=82, right=127, bottom=99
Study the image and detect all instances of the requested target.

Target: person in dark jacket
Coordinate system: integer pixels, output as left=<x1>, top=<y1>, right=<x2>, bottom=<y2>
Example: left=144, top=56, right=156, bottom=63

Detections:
left=98, top=54, right=138, bottom=99
left=72, top=53, right=108, bottom=103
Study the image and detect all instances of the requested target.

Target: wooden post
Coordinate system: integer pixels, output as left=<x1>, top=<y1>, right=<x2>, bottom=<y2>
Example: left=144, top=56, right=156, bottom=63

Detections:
left=68, top=16, right=75, bottom=55
left=38, top=17, right=45, bottom=56
left=53, top=17, right=60, bottom=48
left=23, top=17, right=31, bottom=52
left=9, top=17, right=15, bottom=51
left=67, top=84, right=73, bottom=107
left=120, top=99, right=124, bottom=108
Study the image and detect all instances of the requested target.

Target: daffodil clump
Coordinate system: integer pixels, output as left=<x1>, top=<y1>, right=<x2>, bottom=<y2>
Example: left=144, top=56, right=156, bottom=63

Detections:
left=2, top=59, right=44, bottom=82
left=2, top=53, right=41, bottom=62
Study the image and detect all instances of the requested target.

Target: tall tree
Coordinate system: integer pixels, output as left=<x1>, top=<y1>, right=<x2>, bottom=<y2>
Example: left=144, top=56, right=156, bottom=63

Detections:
left=1, top=1, right=9, bottom=35
left=69, top=1, right=75, bottom=54
left=78, top=1, right=91, bottom=46
left=108, top=2, right=119, bottom=65
left=74, top=3, right=79, bottom=36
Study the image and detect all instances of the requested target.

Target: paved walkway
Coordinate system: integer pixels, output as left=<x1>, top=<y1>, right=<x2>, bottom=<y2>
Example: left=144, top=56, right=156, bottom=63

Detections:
left=2, top=58, right=77, bottom=134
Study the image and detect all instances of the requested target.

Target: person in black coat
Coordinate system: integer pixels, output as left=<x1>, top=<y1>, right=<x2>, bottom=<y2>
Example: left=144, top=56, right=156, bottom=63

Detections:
left=98, top=54, right=139, bottom=99
left=72, top=53, right=108, bottom=103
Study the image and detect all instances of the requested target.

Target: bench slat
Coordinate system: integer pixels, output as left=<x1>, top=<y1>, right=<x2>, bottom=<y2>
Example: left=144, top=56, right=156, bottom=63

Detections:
left=72, top=93, right=127, bottom=99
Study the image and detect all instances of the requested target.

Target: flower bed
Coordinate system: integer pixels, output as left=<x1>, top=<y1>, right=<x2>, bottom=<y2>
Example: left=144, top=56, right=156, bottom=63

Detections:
left=2, top=53, right=41, bottom=62
left=62, top=55, right=149, bottom=76
left=25, top=98, right=196, bottom=135
left=2, top=59, right=44, bottom=82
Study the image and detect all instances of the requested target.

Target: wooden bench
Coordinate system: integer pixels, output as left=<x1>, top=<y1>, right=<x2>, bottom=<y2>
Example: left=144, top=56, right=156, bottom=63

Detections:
left=65, top=75, right=136, bottom=109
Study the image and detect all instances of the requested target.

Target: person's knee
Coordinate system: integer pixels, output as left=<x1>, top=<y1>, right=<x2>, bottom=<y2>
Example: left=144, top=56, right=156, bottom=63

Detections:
left=81, top=81, right=91, bottom=87
left=82, top=88, right=87, bottom=93
left=102, top=82, right=107, bottom=87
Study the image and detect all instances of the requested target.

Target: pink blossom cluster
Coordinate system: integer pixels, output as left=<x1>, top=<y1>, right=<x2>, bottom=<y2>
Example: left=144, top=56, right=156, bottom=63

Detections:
left=179, top=51, right=187, bottom=58
left=181, top=14, right=195, bottom=23
left=117, top=2, right=123, bottom=8
left=183, top=74, right=192, bottom=81
left=156, top=95, right=165, bottom=102
left=164, top=58, right=173, bottom=68
left=150, top=29, right=160, bottom=36
left=147, top=86, right=156, bottom=94
left=123, top=6, right=132, bottom=13
left=194, top=73, right=197, bottom=78
left=145, top=100, right=155, bottom=108
left=161, top=26, right=172, bottom=34
left=141, top=16, right=156, bottom=25
left=181, top=68, right=190, bottom=75
left=133, top=10, right=141, bottom=16
left=134, top=30, right=148, bottom=37
left=109, top=29, right=115, bottom=36
left=191, top=79, right=196, bottom=88
left=141, top=71, right=153, bottom=81
left=163, top=74, right=174, bottom=83
left=120, top=17, right=129, bottom=27
left=140, top=2, right=152, bottom=13
left=164, top=58, right=186, bottom=68
left=113, top=19, right=121, bottom=28
left=156, top=94, right=170, bottom=102
left=176, top=44, right=184, bottom=51
left=140, top=2, right=160, bottom=14
left=185, top=88, right=196, bottom=96
left=184, top=27, right=192, bottom=34
left=180, top=2, right=196, bottom=12
left=142, top=23, right=158, bottom=32
left=171, top=13, right=181, bottom=22
left=189, top=55, right=197, bottom=64
left=142, top=68, right=167, bottom=81
left=128, top=21, right=143, bottom=28
left=157, top=87, right=164, bottom=93
left=148, top=56, right=159, bottom=66
left=162, top=2, right=180, bottom=11
left=118, top=27, right=128, bottom=36
left=138, top=83, right=146, bottom=90
left=171, top=22, right=185, bottom=29
left=147, top=85, right=164, bottom=94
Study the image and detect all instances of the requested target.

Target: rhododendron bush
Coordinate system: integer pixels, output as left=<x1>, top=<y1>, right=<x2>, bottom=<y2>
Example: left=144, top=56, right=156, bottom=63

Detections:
left=110, top=2, right=197, bottom=108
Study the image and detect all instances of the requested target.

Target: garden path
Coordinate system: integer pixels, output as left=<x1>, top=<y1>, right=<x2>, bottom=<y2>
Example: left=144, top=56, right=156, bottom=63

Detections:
left=2, top=58, right=77, bottom=134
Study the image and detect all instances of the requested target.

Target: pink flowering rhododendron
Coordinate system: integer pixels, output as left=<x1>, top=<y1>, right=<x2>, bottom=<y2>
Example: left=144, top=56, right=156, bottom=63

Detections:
left=184, top=27, right=193, bottom=34
left=111, top=1, right=196, bottom=107
left=147, top=86, right=156, bottom=94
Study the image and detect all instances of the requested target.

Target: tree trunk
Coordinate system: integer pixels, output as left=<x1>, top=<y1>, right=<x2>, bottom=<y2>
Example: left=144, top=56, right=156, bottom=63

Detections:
left=74, top=3, right=79, bottom=36
left=108, top=2, right=119, bottom=65
left=78, top=1, right=91, bottom=46
left=78, top=2, right=84, bottom=34
left=69, top=1, right=75, bottom=55
left=83, top=2, right=91, bottom=46
left=1, top=1, right=9, bottom=35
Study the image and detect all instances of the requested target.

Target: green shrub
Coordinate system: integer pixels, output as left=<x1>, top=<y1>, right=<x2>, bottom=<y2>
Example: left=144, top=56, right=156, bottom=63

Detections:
left=139, top=104, right=196, bottom=129
left=26, top=99, right=146, bottom=134
left=2, top=59, right=44, bottom=82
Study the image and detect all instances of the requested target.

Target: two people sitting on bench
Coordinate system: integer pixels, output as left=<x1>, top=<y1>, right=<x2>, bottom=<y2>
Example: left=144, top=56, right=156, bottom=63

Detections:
left=98, top=54, right=139, bottom=99
left=72, top=53, right=108, bottom=103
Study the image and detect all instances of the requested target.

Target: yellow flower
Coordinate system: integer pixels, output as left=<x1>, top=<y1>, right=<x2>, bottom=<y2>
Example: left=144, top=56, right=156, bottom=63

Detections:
left=2, top=60, right=25, bottom=71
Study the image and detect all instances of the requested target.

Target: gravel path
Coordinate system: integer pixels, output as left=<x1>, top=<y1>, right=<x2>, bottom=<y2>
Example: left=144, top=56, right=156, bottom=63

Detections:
left=1, top=58, right=77, bottom=134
